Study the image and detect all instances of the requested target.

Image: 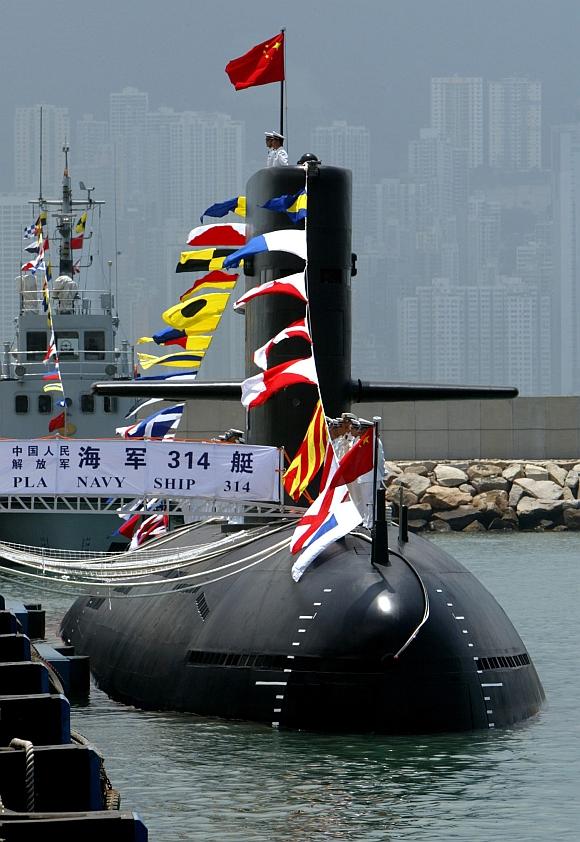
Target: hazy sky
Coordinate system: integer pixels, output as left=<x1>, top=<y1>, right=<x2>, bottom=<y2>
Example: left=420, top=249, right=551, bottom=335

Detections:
left=1, top=0, right=580, bottom=184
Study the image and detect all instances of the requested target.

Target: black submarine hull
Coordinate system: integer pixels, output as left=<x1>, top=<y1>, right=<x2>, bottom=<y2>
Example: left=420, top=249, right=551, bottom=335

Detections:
left=61, top=522, right=544, bottom=733
left=61, top=161, right=544, bottom=733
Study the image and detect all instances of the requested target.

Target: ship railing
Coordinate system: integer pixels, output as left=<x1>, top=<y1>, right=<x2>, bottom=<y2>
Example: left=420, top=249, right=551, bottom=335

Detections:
left=18, top=288, right=117, bottom=318
left=0, top=495, right=304, bottom=520
left=3, top=349, right=132, bottom=381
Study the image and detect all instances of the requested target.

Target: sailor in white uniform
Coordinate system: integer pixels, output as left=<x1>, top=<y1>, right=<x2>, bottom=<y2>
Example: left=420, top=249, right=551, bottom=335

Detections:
left=265, top=131, right=275, bottom=167
left=267, top=131, right=289, bottom=167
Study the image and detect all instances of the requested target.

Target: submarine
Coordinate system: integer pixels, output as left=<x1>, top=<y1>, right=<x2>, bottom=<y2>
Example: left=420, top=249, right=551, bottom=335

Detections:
left=61, top=159, right=545, bottom=733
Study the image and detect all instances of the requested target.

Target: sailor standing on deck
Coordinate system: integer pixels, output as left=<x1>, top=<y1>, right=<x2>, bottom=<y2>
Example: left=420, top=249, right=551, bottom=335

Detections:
left=265, top=131, right=275, bottom=167
left=267, top=131, right=289, bottom=167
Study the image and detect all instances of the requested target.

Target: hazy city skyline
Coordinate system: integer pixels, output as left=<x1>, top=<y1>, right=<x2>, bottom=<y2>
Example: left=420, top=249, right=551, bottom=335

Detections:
left=1, top=1, right=580, bottom=182
left=3, top=1, right=580, bottom=393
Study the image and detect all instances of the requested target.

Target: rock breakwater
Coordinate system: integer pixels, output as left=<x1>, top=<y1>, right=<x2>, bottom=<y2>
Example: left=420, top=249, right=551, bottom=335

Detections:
left=385, top=459, right=580, bottom=532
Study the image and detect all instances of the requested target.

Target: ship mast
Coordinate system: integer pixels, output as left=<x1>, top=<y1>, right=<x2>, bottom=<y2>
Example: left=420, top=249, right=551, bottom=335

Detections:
left=57, top=143, right=73, bottom=278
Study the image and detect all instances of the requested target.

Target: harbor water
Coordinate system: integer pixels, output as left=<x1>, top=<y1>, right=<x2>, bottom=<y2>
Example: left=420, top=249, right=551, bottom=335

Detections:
left=2, top=532, right=578, bottom=840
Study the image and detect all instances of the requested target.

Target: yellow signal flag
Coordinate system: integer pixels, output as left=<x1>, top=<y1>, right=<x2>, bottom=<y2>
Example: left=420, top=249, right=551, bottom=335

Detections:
left=162, top=292, right=230, bottom=334
left=137, top=352, right=204, bottom=370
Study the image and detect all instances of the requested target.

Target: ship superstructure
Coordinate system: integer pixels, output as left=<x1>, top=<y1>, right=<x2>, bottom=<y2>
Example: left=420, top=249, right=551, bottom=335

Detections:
left=0, top=147, right=136, bottom=549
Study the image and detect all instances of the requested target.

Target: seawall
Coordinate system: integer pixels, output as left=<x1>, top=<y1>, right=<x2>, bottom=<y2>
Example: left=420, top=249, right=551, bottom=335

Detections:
left=386, top=459, right=580, bottom=532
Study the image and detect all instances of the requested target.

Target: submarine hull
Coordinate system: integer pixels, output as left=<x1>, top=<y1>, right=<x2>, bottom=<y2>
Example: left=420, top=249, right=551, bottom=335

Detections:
left=61, top=523, right=544, bottom=733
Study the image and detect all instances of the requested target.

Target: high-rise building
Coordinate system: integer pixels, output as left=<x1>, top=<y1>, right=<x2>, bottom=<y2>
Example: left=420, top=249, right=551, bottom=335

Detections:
left=430, top=77, right=484, bottom=169
left=0, top=195, right=35, bottom=342
left=488, top=77, right=542, bottom=171
left=109, top=87, right=149, bottom=207
left=168, top=111, right=244, bottom=232
left=467, top=193, right=501, bottom=285
left=398, top=277, right=551, bottom=393
left=14, top=105, right=70, bottom=197
left=551, top=123, right=580, bottom=393
left=311, top=121, right=371, bottom=247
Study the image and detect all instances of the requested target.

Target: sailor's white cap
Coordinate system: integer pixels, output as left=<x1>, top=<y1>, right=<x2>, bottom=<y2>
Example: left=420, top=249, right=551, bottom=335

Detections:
left=264, top=131, right=275, bottom=138
left=271, top=130, right=285, bottom=140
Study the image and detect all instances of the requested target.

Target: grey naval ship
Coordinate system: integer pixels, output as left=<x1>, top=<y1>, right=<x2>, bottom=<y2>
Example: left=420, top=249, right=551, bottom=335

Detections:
left=61, top=158, right=545, bottom=734
left=0, top=148, right=134, bottom=551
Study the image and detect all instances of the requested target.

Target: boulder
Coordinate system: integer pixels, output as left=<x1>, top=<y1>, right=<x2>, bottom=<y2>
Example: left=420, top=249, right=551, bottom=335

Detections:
left=565, top=471, right=579, bottom=494
left=432, top=505, right=482, bottom=531
left=459, top=483, right=476, bottom=496
left=395, top=472, right=431, bottom=498
left=545, top=461, right=568, bottom=487
left=428, top=519, right=452, bottom=533
left=384, top=461, right=402, bottom=477
left=422, top=485, right=473, bottom=511
left=573, top=463, right=580, bottom=473
left=502, top=463, right=524, bottom=482
left=408, top=519, right=428, bottom=532
left=385, top=485, right=418, bottom=508
left=513, top=478, right=563, bottom=501
left=463, top=520, right=487, bottom=533
left=467, top=463, right=502, bottom=480
left=509, top=484, right=526, bottom=507
left=472, top=490, right=509, bottom=522
left=524, top=463, right=549, bottom=480
left=408, top=502, right=433, bottom=520
left=562, top=487, right=575, bottom=501
left=471, top=476, right=510, bottom=493
left=403, top=461, right=436, bottom=475
left=433, top=465, right=468, bottom=487
left=516, top=497, right=563, bottom=529
left=488, top=516, right=518, bottom=531
left=563, top=507, right=580, bottom=530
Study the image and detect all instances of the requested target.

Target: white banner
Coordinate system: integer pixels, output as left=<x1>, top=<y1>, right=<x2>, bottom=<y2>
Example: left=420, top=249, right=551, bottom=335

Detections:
left=0, top=440, right=281, bottom=503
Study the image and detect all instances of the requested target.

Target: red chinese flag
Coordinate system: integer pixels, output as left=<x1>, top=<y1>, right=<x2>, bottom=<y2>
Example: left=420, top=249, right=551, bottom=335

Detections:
left=48, top=411, right=66, bottom=433
left=327, top=428, right=375, bottom=490
left=225, top=33, right=285, bottom=91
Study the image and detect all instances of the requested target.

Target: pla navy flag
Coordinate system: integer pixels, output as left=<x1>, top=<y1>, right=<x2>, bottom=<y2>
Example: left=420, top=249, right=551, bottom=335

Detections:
left=224, top=229, right=307, bottom=269
left=116, top=403, right=184, bottom=440
left=289, top=452, right=362, bottom=582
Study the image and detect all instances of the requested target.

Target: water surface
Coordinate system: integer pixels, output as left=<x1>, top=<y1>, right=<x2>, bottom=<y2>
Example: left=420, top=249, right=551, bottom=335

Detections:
left=2, top=532, right=578, bottom=840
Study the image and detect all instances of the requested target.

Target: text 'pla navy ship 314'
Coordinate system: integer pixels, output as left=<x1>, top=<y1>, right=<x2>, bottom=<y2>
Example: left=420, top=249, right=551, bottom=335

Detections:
left=60, top=153, right=545, bottom=735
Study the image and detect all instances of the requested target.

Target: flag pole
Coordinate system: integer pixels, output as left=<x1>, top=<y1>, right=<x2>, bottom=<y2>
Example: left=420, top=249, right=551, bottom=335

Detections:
left=279, top=27, right=286, bottom=140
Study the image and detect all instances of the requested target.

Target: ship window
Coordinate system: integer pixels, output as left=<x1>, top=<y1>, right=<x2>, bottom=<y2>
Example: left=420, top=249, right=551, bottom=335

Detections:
left=26, top=331, right=47, bottom=362
left=84, top=331, right=105, bottom=361
left=103, top=396, right=117, bottom=413
left=55, top=332, right=79, bottom=359
left=81, top=393, right=95, bottom=413
left=15, top=395, right=29, bottom=414
left=38, top=394, right=52, bottom=414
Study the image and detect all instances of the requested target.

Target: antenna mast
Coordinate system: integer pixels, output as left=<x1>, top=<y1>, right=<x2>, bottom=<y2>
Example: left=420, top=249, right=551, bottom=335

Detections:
left=38, top=106, right=43, bottom=202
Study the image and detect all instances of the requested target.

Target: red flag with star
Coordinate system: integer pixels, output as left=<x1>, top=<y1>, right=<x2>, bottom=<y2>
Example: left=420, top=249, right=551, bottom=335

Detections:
left=327, top=427, right=375, bottom=490
left=225, top=33, right=285, bottom=91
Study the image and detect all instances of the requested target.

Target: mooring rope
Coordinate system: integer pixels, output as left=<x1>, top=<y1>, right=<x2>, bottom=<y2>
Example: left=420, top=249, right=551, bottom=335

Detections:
left=9, top=738, right=35, bottom=812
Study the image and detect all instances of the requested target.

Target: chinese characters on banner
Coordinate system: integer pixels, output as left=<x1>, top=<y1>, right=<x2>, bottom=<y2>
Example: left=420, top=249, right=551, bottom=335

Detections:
left=0, top=440, right=281, bottom=503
